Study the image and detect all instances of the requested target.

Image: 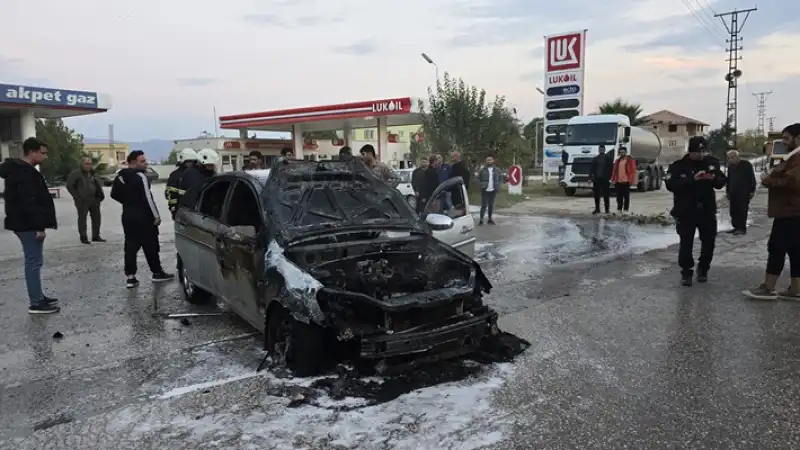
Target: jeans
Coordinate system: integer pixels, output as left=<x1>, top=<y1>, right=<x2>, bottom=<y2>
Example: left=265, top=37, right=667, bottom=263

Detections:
left=615, top=183, right=631, bottom=211
left=593, top=179, right=611, bottom=212
left=15, top=231, right=45, bottom=306
left=480, top=190, right=497, bottom=220
left=76, top=201, right=102, bottom=240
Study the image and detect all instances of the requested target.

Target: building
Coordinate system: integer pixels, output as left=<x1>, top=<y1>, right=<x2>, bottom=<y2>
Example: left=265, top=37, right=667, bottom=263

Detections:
left=641, top=110, right=709, bottom=153
left=172, top=137, right=292, bottom=171
left=83, top=142, right=130, bottom=168
left=0, top=82, right=113, bottom=193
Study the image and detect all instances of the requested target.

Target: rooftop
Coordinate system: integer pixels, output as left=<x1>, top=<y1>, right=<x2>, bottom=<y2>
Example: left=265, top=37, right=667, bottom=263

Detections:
left=642, top=110, right=709, bottom=126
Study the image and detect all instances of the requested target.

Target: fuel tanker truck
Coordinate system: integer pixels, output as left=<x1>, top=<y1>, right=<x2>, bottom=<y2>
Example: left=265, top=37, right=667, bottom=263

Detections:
left=558, top=114, right=685, bottom=196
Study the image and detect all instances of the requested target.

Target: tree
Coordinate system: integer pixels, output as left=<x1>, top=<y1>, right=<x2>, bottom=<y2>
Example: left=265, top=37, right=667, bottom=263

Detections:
left=596, top=99, right=648, bottom=125
left=35, top=118, right=85, bottom=181
left=708, top=122, right=735, bottom=158
left=165, top=149, right=179, bottom=165
left=408, top=127, right=428, bottom=163
left=418, top=72, right=520, bottom=165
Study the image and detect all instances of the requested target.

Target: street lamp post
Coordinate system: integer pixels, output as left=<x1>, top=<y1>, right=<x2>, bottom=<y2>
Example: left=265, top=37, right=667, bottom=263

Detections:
left=421, top=53, right=439, bottom=82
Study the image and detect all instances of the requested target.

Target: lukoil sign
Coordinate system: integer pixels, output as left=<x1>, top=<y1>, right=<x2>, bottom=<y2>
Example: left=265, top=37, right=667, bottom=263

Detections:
left=546, top=32, right=584, bottom=72
left=548, top=73, right=579, bottom=85
left=0, top=84, right=99, bottom=108
left=371, top=99, right=407, bottom=113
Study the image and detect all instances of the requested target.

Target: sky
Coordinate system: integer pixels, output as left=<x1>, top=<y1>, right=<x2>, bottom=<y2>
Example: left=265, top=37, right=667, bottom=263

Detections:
left=0, top=0, right=797, bottom=142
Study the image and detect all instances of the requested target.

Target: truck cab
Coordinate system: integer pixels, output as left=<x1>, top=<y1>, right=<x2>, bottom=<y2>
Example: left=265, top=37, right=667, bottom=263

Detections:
left=558, top=114, right=631, bottom=196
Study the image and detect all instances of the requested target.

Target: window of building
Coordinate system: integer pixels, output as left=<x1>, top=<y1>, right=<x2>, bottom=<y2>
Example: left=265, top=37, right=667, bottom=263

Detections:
left=363, top=129, right=375, bottom=140
left=116, top=152, right=126, bottom=162
left=397, top=131, right=405, bottom=137
left=668, top=140, right=677, bottom=147
left=668, top=124, right=678, bottom=132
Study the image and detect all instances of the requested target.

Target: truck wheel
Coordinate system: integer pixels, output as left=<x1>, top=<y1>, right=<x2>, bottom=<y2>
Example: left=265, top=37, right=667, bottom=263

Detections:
left=638, top=173, right=650, bottom=192
left=654, top=170, right=663, bottom=190
left=564, top=187, right=577, bottom=197
left=265, top=303, right=327, bottom=377
left=178, top=256, right=213, bottom=304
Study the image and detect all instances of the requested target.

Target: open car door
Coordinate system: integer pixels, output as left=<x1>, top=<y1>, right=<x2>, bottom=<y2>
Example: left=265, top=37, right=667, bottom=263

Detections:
left=422, top=177, right=476, bottom=257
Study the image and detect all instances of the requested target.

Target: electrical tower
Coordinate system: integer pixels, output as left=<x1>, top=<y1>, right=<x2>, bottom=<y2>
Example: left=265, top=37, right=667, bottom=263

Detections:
left=768, top=117, right=776, bottom=132
left=753, top=91, right=771, bottom=136
left=715, top=7, right=757, bottom=147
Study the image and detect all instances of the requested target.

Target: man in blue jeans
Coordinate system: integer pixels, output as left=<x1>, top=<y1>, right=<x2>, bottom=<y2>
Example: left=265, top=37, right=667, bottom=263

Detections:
left=0, top=137, right=60, bottom=314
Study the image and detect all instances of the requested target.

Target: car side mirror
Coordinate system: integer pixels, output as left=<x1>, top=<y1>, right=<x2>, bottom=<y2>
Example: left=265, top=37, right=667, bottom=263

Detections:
left=425, top=213, right=454, bottom=230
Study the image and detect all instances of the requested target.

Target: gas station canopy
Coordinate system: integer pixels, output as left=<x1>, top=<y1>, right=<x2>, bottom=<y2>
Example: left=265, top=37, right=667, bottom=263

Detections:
left=219, top=97, right=423, bottom=132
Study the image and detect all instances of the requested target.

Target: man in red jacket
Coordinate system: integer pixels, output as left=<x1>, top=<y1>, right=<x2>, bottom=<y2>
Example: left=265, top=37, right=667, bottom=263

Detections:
left=610, top=146, right=638, bottom=212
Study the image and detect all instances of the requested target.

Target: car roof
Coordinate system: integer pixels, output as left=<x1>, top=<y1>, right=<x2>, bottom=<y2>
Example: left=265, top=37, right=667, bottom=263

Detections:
left=245, top=169, right=271, bottom=183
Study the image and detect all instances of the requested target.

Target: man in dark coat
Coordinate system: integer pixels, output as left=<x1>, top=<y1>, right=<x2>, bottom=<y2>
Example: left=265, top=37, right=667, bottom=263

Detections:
left=0, top=138, right=60, bottom=314
left=411, top=156, right=429, bottom=213
left=665, top=136, right=727, bottom=286
left=588, top=144, right=613, bottom=214
left=725, top=149, right=757, bottom=235
left=449, top=151, right=471, bottom=209
left=421, top=155, right=441, bottom=212
left=66, top=157, right=106, bottom=244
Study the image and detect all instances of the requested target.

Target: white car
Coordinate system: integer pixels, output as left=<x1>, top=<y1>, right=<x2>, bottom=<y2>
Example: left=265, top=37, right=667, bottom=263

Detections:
left=394, top=168, right=417, bottom=209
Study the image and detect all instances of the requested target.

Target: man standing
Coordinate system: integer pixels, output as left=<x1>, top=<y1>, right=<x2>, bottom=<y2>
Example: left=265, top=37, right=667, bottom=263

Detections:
left=588, top=144, right=612, bottom=214
left=478, top=155, right=501, bottom=225
left=66, top=157, right=106, bottom=244
left=360, top=144, right=399, bottom=187
left=411, top=156, right=429, bottom=213
left=449, top=151, right=470, bottom=210
left=421, top=154, right=441, bottom=211
left=245, top=150, right=264, bottom=170
left=743, top=123, right=800, bottom=300
left=665, top=136, right=726, bottom=286
left=165, top=148, right=198, bottom=218
left=725, top=150, right=757, bottom=235
left=179, top=148, right=219, bottom=208
left=280, top=147, right=293, bottom=162
left=610, top=146, right=637, bottom=212
left=0, top=137, right=60, bottom=314
left=111, top=150, right=173, bottom=288
left=437, top=154, right=452, bottom=211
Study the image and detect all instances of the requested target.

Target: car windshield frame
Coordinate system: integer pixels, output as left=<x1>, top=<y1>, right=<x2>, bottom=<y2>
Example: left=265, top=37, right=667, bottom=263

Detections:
left=261, top=159, right=425, bottom=243
left=565, top=123, right=619, bottom=146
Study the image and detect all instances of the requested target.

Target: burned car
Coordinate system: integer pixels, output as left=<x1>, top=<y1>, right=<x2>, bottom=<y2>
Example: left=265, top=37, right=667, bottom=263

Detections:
left=174, top=159, right=498, bottom=375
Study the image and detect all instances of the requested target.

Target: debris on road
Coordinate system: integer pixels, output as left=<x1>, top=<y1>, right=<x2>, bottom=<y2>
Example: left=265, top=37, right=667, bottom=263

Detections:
left=52, top=332, right=64, bottom=340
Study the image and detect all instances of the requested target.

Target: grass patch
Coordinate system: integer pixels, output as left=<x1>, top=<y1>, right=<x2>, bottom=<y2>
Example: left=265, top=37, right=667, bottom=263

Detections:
left=468, top=183, right=563, bottom=209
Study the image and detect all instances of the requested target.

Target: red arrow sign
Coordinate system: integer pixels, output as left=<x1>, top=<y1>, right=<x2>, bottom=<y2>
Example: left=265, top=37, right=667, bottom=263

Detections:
left=507, top=165, right=522, bottom=186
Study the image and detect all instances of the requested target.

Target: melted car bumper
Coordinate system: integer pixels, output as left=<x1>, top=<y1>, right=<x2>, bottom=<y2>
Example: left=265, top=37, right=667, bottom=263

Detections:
left=359, top=307, right=498, bottom=359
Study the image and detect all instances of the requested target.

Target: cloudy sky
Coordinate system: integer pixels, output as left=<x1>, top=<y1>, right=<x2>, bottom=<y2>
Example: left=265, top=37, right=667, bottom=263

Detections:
left=1, top=0, right=797, bottom=141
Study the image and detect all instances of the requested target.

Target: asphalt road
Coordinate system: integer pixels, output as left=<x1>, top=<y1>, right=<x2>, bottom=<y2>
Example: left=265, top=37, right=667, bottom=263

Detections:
left=1, top=188, right=798, bottom=449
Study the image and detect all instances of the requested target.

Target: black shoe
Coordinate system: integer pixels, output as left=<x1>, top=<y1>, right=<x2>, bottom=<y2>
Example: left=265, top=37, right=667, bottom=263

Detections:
left=478, top=220, right=484, bottom=226
left=152, top=272, right=175, bottom=282
left=697, top=270, right=708, bottom=283
left=487, top=219, right=496, bottom=225
left=592, top=209, right=600, bottom=215
left=681, top=272, right=693, bottom=286
left=126, top=277, right=140, bottom=289
left=732, top=230, right=746, bottom=236
left=44, top=296, right=59, bottom=305
left=29, top=304, right=61, bottom=314
left=725, top=229, right=736, bottom=234
left=80, top=238, right=91, bottom=245
left=92, top=237, right=107, bottom=242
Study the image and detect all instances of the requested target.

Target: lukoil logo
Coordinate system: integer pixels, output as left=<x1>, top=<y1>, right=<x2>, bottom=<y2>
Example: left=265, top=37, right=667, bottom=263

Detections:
left=547, top=33, right=582, bottom=72
left=372, top=100, right=405, bottom=113
left=2, top=85, right=97, bottom=107
left=548, top=73, right=578, bottom=84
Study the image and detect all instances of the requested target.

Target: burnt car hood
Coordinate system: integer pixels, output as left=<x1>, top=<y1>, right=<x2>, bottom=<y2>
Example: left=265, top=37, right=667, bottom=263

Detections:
left=261, top=159, right=425, bottom=244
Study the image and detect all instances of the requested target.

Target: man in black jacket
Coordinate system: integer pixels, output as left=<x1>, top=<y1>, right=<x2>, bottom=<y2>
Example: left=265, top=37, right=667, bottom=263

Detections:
left=178, top=148, right=218, bottom=208
left=665, top=136, right=727, bottom=286
left=449, top=151, right=471, bottom=209
left=0, top=138, right=60, bottom=314
left=111, top=150, right=173, bottom=288
left=725, top=150, right=756, bottom=235
left=421, top=154, right=442, bottom=212
left=411, top=156, right=428, bottom=213
left=165, top=148, right=198, bottom=218
left=588, top=144, right=613, bottom=214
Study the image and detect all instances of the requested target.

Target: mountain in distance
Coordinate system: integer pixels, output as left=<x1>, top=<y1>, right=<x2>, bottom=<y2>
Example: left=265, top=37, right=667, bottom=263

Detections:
left=83, top=137, right=175, bottom=161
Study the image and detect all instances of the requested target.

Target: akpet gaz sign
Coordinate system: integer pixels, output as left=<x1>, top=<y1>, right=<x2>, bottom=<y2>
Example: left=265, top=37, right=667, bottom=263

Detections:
left=0, top=84, right=99, bottom=109
left=541, top=30, right=587, bottom=174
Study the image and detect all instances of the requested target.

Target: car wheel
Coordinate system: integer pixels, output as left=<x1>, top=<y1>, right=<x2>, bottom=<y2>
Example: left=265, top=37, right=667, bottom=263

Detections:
left=178, top=256, right=213, bottom=304
left=265, top=303, right=327, bottom=376
left=406, top=195, right=417, bottom=210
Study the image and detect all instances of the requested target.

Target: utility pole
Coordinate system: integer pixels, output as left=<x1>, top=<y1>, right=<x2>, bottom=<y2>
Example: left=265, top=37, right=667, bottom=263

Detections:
left=768, top=117, right=776, bottom=132
left=715, top=6, right=757, bottom=148
left=753, top=91, right=771, bottom=136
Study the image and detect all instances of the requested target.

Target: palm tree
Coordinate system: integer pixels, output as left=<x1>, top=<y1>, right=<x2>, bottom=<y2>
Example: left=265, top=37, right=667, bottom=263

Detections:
left=596, top=99, right=648, bottom=125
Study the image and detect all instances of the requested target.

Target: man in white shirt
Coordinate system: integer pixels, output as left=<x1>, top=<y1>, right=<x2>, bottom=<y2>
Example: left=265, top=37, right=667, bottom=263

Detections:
left=478, top=155, right=501, bottom=225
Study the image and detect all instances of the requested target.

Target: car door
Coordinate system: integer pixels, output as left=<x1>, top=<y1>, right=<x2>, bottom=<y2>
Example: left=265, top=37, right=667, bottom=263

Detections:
left=175, top=178, right=233, bottom=296
left=422, top=177, right=476, bottom=257
left=216, top=179, right=265, bottom=331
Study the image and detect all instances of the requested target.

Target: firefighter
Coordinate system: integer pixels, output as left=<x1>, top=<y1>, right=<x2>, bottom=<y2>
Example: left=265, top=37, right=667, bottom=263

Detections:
left=178, top=148, right=219, bottom=208
left=165, top=148, right=198, bottom=218
left=665, top=136, right=727, bottom=286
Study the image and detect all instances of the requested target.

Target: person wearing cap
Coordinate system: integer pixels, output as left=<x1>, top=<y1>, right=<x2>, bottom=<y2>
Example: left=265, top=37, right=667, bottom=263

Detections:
left=725, top=149, right=756, bottom=235
left=165, top=148, right=198, bottom=218
left=665, top=136, right=727, bottom=286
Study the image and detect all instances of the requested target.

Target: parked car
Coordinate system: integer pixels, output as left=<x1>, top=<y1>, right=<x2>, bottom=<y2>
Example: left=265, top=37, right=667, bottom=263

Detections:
left=103, top=167, right=159, bottom=186
left=394, top=168, right=416, bottom=209
left=173, top=160, right=495, bottom=375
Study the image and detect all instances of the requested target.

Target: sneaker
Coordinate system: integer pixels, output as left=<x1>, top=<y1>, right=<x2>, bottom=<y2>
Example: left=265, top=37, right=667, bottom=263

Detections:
left=696, top=270, right=708, bottom=283
left=777, top=289, right=800, bottom=300
left=478, top=220, right=484, bottom=226
left=732, top=230, right=746, bottom=236
left=92, top=237, right=107, bottom=242
left=487, top=219, right=496, bottom=225
left=126, top=277, right=140, bottom=289
left=742, top=284, right=778, bottom=300
left=681, top=276, right=692, bottom=287
left=592, top=209, right=600, bottom=215
left=152, top=272, right=175, bottom=282
left=725, top=229, right=736, bottom=234
left=44, top=296, right=59, bottom=304
left=29, top=304, right=61, bottom=314
left=80, top=238, right=91, bottom=245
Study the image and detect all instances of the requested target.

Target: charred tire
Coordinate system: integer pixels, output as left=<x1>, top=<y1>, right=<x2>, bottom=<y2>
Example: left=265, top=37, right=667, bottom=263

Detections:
left=564, top=187, right=577, bottom=197
left=265, top=303, right=327, bottom=377
left=177, top=256, right=213, bottom=304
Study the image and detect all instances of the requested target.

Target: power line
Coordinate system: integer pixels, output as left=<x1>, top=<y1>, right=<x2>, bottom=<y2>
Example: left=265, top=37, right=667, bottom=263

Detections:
left=675, top=0, right=727, bottom=45
left=715, top=6, right=757, bottom=147
left=753, top=91, right=772, bottom=136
